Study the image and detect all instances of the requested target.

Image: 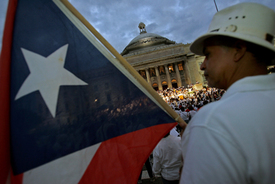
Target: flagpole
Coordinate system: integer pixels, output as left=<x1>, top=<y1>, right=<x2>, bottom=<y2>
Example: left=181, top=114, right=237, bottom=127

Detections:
left=60, top=0, right=187, bottom=130
left=214, top=0, right=219, bottom=12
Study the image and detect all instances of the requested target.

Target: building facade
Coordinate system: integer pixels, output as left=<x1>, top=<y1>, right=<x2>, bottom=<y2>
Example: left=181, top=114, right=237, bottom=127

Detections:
left=121, top=23, right=206, bottom=91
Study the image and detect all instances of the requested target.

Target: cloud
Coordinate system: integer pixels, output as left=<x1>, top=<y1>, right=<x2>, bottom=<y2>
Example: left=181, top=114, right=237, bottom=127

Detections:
left=0, top=0, right=275, bottom=54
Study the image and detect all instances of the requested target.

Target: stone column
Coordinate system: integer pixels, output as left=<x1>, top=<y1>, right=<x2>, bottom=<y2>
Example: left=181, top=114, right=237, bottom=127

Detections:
left=155, top=66, right=163, bottom=91
left=145, top=68, right=151, bottom=86
left=164, top=65, right=172, bottom=88
left=174, top=63, right=182, bottom=87
left=184, top=60, right=192, bottom=85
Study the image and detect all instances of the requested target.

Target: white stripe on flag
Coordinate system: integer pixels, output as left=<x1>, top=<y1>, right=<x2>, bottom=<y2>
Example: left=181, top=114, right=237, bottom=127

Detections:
left=23, top=143, right=101, bottom=184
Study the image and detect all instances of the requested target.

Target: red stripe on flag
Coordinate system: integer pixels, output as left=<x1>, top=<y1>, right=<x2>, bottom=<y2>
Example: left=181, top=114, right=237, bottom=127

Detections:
left=10, top=171, right=23, bottom=184
left=79, top=123, right=177, bottom=184
left=0, top=0, right=18, bottom=183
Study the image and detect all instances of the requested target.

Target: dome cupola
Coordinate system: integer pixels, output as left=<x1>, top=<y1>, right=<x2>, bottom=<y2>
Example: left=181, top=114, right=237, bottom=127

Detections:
left=121, top=23, right=175, bottom=56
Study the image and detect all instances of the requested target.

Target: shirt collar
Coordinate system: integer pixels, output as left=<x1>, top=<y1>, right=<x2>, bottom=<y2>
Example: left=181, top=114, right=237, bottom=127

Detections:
left=221, top=73, right=275, bottom=99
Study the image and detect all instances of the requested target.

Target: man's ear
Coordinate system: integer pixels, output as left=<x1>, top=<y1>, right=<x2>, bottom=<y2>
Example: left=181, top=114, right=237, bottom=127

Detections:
left=233, top=40, right=247, bottom=62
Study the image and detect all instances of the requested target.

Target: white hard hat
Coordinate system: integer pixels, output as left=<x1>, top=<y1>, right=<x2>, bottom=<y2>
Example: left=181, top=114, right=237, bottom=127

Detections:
left=190, top=3, right=275, bottom=56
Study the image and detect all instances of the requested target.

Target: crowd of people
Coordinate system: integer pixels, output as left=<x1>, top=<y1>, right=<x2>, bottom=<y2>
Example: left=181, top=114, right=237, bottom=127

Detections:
left=158, top=85, right=225, bottom=123
left=138, top=85, right=226, bottom=183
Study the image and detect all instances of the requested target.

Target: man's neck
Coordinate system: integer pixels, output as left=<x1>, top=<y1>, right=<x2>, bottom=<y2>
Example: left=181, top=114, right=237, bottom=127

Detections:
left=226, top=53, right=268, bottom=90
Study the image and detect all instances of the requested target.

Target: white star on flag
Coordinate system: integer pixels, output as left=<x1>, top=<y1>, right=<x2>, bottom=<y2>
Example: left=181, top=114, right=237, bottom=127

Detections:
left=15, top=44, right=88, bottom=117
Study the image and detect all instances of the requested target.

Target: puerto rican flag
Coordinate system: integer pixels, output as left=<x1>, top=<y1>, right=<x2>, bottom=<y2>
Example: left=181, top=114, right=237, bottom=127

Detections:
left=0, top=0, right=177, bottom=183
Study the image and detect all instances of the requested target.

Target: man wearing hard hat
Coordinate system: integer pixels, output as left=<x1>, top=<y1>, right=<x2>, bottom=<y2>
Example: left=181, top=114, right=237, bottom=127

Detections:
left=180, top=3, right=275, bottom=184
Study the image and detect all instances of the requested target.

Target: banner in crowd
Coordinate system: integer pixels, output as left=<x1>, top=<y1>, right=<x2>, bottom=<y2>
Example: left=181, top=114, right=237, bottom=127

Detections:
left=193, top=83, right=203, bottom=90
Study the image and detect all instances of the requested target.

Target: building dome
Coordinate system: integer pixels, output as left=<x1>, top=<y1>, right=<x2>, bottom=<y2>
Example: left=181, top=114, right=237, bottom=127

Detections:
left=121, top=23, right=175, bottom=56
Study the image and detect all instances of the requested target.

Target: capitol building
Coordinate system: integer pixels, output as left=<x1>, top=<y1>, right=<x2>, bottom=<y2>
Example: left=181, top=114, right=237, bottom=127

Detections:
left=121, top=22, right=206, bottom=91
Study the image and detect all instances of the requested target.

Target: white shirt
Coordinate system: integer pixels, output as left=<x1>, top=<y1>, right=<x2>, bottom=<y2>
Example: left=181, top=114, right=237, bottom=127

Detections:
left=153, top=135, right=182, bottom=181
left=170, top=126, right=179, bottom=137
left=189, top=110, right=197, bottom=119
left=180, top=74, right=275, bottom=184
left=180, top=111, right=189, bottom=121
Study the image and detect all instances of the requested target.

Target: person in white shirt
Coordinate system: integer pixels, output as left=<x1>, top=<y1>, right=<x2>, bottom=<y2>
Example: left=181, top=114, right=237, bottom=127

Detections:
left=153, top=132, right=182, bottom=184
left=180, top=3, right=275, bottom=184
left=187, top=105, right=197, bottom=119
left=179, top=107, right=189, bottom=123
left=170, top=126, right=179, bottom=137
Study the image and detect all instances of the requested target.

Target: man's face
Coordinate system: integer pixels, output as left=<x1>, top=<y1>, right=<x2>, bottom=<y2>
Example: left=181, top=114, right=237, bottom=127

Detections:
left=200, top=41, right=235, bottom=90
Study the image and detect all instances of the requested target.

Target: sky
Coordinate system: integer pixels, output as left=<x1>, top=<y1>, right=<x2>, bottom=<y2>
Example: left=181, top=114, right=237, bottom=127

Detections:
left=0, top=0, right=274, bottom=54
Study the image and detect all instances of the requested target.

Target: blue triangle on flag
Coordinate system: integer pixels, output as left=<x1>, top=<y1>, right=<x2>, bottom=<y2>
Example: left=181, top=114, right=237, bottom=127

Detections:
left=10, top=0, right=175, bottom=174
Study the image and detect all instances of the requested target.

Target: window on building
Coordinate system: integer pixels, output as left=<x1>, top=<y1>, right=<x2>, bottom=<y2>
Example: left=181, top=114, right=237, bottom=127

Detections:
left=162, top=81, right=168, bottom=85
left=150, top=68, right=156, bottom=77
left=168, top=64, right=174, bottom=73
left=172, top=79, right=178, bottom=88
left=178, top=63, right=184, bottom=71
left=159, top=66, right=165, bottom=75
left=171, top=79, right=177, bottom=83
left=152, top=83, right=158, bottom=91
left=162, top=81, right=168, bottom=90
left=139, top=70, right=146, bottom=78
